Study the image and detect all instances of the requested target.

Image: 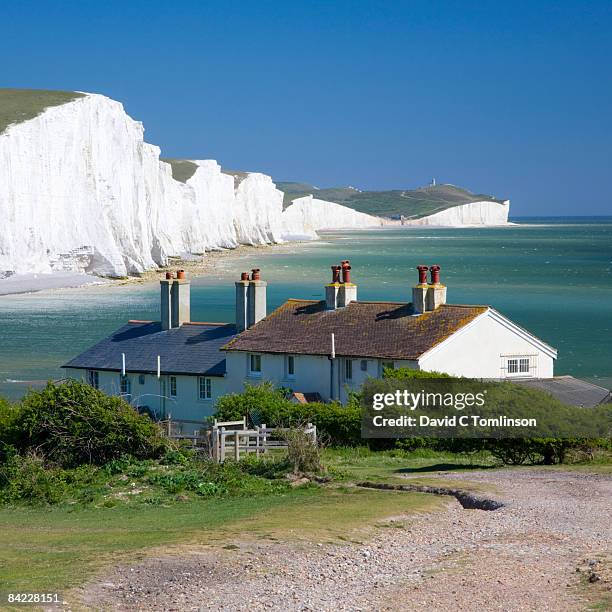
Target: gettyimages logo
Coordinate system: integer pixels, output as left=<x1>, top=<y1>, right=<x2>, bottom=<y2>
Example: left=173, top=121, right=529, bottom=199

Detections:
left=372, top=389, right=487, bottom=411
left=361, top=378, right=611, bottom=439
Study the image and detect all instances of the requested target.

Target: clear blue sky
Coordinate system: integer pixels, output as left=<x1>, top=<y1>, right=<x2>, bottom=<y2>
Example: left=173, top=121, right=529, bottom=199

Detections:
left=2, top=0, right=611, bottom=216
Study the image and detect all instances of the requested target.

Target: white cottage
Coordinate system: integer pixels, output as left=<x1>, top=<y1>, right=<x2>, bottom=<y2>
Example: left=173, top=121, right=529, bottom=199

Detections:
left=64, top=262, right=558, bottom=425
left=222, top=262, right=557, bottom=403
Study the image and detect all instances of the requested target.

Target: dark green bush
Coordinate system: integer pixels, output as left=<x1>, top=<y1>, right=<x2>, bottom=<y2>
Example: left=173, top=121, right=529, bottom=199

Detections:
left=9, top=381, right=168, bottom=467
left=215, top=383, right=360, bottom=445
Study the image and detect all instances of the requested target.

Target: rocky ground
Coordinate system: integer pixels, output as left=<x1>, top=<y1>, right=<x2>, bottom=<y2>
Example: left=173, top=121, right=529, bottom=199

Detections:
left=76, top=470, right=611, bottom=611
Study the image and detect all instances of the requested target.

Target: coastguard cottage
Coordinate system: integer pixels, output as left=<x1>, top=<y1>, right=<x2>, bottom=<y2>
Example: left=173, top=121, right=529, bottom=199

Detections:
left=63, top=263, right=558, bottom=425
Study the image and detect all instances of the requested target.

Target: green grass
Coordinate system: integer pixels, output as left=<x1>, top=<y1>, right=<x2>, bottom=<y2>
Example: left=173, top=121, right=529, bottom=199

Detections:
left=323, top=447, right=499, bottom=483
left=0, top=89, right=84, bottom=134
left=160, top=158, right=199, bottom=183
left=222, top=168, right=250, bottom=188
left=277, top=181, right=507, bottom=218
left=0, top=486, right=441, bottom=596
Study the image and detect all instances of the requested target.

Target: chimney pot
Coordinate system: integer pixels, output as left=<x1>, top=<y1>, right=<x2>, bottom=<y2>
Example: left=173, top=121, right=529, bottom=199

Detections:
left=240, top=271, right=249, bottom=281
left=251, top=268, right=261, bottom=281
left=341, top=260, right=352, bottom=284
left=430, top=265, right=441, bottom=285
left=165, top=271, right=173, bottom=280
left=416, top=265, right=429, bottom=285
left=331, top=265, right=341, bottom=284
left=176, top=269, right=185, bottom=280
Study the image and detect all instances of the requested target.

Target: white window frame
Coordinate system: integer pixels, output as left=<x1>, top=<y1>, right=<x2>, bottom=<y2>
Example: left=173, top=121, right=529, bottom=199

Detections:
left=169, top=375, right=177, bottom=397
left=87, top=370, right=99, bottom=389
left=248, top=353, right=262, bottom=378
left=501, top=354, right=537, bottom=378
left=345, top=359, right=353, bottom=381
left=286, top=355, right=296, bottom=380
left=120, top=375, right=131, bottom=396
left=198, top=376, right=212, bottom=400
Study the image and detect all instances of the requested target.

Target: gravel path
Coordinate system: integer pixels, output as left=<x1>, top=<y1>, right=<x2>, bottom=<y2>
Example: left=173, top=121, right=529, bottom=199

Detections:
left=77, top=470, right=611, bottom=611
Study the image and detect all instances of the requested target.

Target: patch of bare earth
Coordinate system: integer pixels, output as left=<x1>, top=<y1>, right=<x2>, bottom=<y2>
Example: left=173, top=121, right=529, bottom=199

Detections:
left=76, top=470, right=611, bottom=611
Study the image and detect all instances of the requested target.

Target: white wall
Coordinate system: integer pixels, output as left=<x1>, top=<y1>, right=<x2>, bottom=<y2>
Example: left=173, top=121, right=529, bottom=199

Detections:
left=65, top=368, right=224, bottom=432
left=224, top=352, right=419, bottom=403
left=418, top=311, right=555, bottom=379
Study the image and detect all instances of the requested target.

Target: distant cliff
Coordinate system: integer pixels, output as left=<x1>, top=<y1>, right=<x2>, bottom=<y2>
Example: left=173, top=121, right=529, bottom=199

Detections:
left=278, top=182, right=510, bottom=226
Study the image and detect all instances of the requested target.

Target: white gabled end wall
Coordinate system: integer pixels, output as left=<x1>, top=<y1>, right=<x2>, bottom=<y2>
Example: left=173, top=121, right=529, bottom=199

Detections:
left=417, top=309, right=556, bottom=379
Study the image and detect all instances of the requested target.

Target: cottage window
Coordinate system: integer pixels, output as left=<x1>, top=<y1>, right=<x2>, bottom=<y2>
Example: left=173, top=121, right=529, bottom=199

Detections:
left=249, top=354, right=262, bottom=376
left=360, top=360, right=368, bottom=372
left=286, top=355, right=295, bottom=379
left=87, top=370, right=99, bottom=389
left=382, top=361, right=394, bottom=371
left=120, top=375, right=131, bottom=395
left=169, top=376, right=177, bottom=397
left=198, top=377, right=212, bottom=400
left=139, top=374, right=146, bottom=385
left=345, top=359, right=353, bottom=381
left=505, top=356, right=532, bottom=376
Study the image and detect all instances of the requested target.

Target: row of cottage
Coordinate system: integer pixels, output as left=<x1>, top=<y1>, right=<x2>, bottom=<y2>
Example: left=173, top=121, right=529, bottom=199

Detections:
left=64, top=262, right=557, bottom=427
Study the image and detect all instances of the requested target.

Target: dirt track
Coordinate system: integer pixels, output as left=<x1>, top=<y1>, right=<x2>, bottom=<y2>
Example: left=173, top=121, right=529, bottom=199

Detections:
left=77, top=470, right=611, bottom=611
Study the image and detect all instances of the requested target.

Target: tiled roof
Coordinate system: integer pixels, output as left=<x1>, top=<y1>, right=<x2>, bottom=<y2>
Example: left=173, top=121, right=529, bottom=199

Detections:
left=513, top=376, right=611, bottom=408
left=64, top=321, right=237, bottom=376
left=223, top=300, right=488, bottom=360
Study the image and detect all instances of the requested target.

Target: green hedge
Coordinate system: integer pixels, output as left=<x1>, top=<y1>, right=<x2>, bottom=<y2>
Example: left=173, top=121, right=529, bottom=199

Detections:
left=3, top=381, right=168, bottom=467
left=215, top=383, right=360, bottom=446
left=216, top=374, right=610, bottom=464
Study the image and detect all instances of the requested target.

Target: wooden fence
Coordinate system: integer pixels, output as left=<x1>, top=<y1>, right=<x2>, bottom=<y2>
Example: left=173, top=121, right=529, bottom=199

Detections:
left=162, top=416, right=317, bottom=463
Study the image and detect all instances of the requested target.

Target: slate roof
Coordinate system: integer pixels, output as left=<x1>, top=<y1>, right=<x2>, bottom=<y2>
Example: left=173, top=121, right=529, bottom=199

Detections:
left=513, top=376, right=612, bottom=408
left=63, top=321, right=237, bottom=376
left=223, top=300, right=488, bottom=360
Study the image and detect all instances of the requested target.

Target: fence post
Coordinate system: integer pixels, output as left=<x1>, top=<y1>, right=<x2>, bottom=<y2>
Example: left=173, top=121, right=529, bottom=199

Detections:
left=211, top=427, right=218, bottom=462
left=220, top=427, right=226, bottom=462
left=234, top=431, right=240, bottom=462
left=261, top=424, right=267, bottom=454
left=255, top=426, right=260, bottom=457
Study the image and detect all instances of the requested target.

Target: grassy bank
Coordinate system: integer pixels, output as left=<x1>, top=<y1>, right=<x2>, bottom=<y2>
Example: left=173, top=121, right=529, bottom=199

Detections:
left=0, top=484, right=442, bottom=595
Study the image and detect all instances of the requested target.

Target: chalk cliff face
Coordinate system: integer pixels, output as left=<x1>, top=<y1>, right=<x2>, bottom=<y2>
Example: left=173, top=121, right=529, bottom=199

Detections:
left=281, top=195, right=384, bottom=239
left=399, top=200, right=510, bottom=226
left=0, top=94, right=310, bottom=278
left=0, top=90, right=509, bottom=280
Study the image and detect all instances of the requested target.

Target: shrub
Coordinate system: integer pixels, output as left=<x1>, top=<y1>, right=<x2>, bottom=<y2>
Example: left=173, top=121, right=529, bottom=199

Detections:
left=215, top=383, right=291, bottom=424
left=10, top=381, right=168, bottom=467
left=284, top=428, right=322, bottom=474
left=215, top=383, right=360, bottom=445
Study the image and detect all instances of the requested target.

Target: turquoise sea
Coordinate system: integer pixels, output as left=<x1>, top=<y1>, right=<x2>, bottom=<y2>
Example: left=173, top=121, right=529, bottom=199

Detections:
left=0, top=217, right=611, bottom=400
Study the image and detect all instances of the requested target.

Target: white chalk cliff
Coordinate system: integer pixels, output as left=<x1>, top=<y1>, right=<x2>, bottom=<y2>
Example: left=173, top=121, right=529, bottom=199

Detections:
left=0, top=93, right=304, bottom=277
left=281, top=195, right=383, bottom=239
left=0, top=91, right=509, bottom=279
left=399, top=200, right=510, bottom=226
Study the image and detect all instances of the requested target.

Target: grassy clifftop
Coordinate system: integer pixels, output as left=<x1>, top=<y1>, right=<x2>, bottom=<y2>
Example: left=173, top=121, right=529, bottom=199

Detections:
left=0, top=88, right=85, bottom=135
left=277, top=182, right=507, bottom=219
left=161, top=158, right=199, bottom=183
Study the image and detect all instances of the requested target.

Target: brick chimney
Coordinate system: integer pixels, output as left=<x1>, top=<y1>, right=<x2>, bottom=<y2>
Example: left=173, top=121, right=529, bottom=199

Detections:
left=160, top=270, right=191, bottom=329
left=160, top=271, right=173, bottom=330
left=248, top=268, right=267, bottom=328
left=171, top=270, right=191, bottom=327
left=325, top=265, right=342, bottom=310
left=412, top=264, right=447, bottom=314
left=326, top=260, right=357, bottom=309
left=235, top=269, right=267, bottom=331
